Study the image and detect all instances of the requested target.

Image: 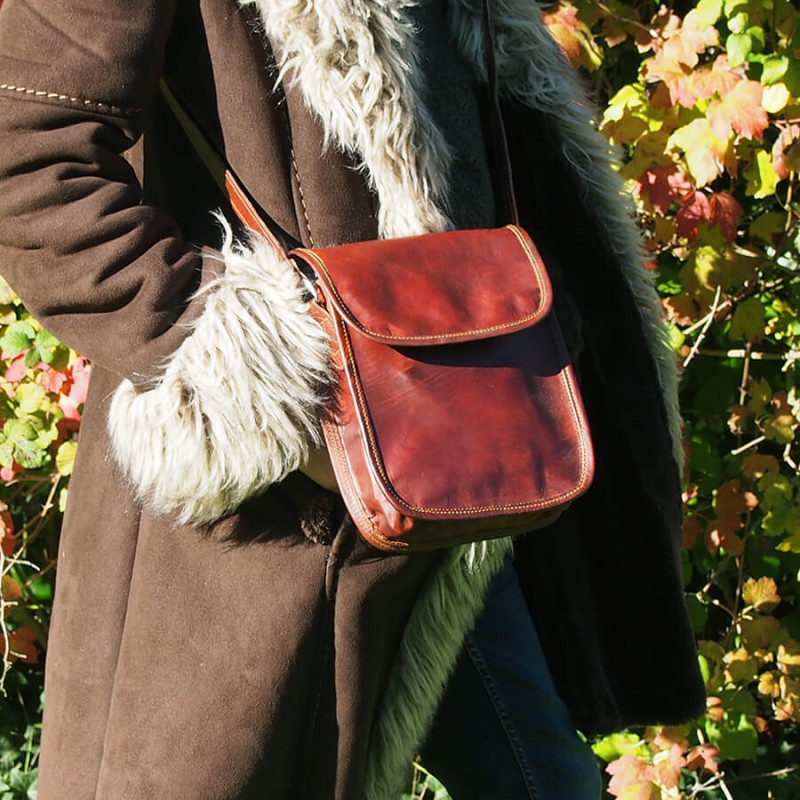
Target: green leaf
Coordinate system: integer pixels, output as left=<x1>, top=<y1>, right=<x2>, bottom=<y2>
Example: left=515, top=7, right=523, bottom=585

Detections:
left=686, top=594, right=709, bottom=633
left=0, top=441, right=14, bottom=470
left=591, top=732, right=648, bottom=762
left=23, top=349, right=39, bottom=369
left=746, top=25, right=765, bottom=51
left=0, top=322, right=35, bottom=358
left=727, top=32, right=753, bottom=66
left=727, top=11, right=749, bottom=33
left=761, top=54, right=790, bottom=85
left=2, top=419, right=41, bottom=444
left=705, top=710, right=759, bottom=760
left=695, top=0, right=723, bottom=28
left=12, top=439, right=47, bottom=470
left=729, top=297, right=766, bottom=341
left=13, top=384, right=47, bottom=417
left=745, top=149, right=780, bottom=199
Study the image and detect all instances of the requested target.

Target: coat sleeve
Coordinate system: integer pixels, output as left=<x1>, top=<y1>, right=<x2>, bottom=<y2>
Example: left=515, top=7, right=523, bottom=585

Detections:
left=0, top=0, right=333, bottom=523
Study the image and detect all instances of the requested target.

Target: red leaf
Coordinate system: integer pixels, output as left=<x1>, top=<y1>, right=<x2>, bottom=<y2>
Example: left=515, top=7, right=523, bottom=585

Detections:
left=705, top=522, right=744, bottom=556
left=683, top=515, right=703, bottom=549
left=3, top=354, right=27, bottom=384
left=0, top=501, right=14, bottom=558
left=685, top=743, right=720, bottom=774
left=676, top=190, right=711, bottom=242
left=8, top=627, right=39, bottom=665
left=707, top=80, right=769, bottom=141
left=636, top=165, right=692, bottom=214
left=772, top=124, right=800, bottom=181
left=708, top=192, right=743, bottom=242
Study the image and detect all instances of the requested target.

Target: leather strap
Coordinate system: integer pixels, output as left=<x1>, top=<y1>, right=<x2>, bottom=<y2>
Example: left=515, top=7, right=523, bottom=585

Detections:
left=158, top=78, right=300, bottom=254
left=159, top=0, right=518, bottom=235
left=481, top=0, right=519, bottom=226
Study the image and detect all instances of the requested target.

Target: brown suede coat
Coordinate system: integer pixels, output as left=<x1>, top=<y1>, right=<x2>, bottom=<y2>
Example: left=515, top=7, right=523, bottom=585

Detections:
left=0, top=0, right=705, bottom=797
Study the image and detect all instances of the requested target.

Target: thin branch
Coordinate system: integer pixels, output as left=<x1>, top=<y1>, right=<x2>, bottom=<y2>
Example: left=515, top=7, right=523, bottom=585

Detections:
left=684, top=285, right=722, bottom=367
left=731, top=435, right=766, bottom=456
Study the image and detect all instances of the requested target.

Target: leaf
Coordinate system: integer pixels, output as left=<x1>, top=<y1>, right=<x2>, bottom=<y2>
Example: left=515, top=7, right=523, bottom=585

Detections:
left=777, top=640, right=800, bottom=675
left=742, top=576, right=781, bottom=612
left=691, top=55, right=744, bottom=101
left=761, top=55, right=790, bottom=85
left=1, top=575, right=22, bottom=604
left=593, top=732, right=649, bottom=762
left=635, top=165, right=692, bottom=214
left=0, top=321, right=35, bottom=358
left=705, top=709, right=759, bottom=760
left=0, top=502, right=14, bottom=558
left=705, top=518, right=744, bottom=555
left=707, top=80, right=769, bottom=140
left=684, top=743, right=720, bottom=773
left=694, top=0, right=723, bottom=29
left=669, top=120, right=731, bottom=187
left=676, top=191, right=711, bottom=243
left=741, top=615, right=781, bottom=648
left=772, top=124, right=800, bottom=180
left=741, top=453, right=779, bottom=479
left=745, top=149, right=780, bottom=199
left=606, top=756, right=659, bottom=800
left=729, top=296, right=765, bottom=341
left=726, top=32, right=753, bottom=67
left=7, top=627, right=39, bottom=665
left=663, top=9, right=720, bottom=67
left=651, top=745, right=686, bottom=790
left=747, top=376, right=772, bottom=414
left=55, top=440, right=77, bottom=477
left=762, top=82, right=790, bottom=114
left=13, top=384, right=47, bottom=416
left=708, top=192, right=743, bottom=241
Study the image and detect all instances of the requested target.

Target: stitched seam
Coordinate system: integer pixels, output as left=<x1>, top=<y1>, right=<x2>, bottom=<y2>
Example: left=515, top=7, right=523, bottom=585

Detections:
left=295, top=226, right=549, bottom=342
left=0, top=83, right=140, bottom=115
left=290, top=146, right=314, bottom=247
left=465, top=636, right=542, bottom=800
left=334, top=307, right=591, bottom=516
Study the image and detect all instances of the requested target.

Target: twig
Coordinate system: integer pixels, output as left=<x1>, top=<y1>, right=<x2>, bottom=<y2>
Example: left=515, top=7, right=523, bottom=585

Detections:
left=731, top=435, right=765, bottom=456
left=718, top=775, right=735, bottom=800
left=728, top=765, right=800, bottom=782
left=684, top=285, right=722, bottom=367
left=697, top=349, right=800, bottom=361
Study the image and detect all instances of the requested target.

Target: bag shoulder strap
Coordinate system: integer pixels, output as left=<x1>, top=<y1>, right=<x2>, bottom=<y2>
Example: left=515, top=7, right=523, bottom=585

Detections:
left=159, top=0, right=517, bottom=237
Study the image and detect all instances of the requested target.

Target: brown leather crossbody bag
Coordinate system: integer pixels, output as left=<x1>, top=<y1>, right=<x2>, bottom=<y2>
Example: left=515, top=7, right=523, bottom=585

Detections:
left=160, top=0, right=594, bottom=551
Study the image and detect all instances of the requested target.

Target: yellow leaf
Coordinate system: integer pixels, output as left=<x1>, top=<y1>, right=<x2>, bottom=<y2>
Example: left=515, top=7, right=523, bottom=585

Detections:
left=744, top=149, right=780, bottom=199
left=669, top=119, right=732, bottom=186
left=55, top=440, right=78, bottom=477
left=742, top=576, right=781, bottom=613
left=762, top=83, right=790, bottom=113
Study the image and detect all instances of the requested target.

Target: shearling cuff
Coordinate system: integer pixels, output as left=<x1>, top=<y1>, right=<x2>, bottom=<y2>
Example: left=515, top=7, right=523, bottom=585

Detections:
left=108, top=221, right=333, bottom=525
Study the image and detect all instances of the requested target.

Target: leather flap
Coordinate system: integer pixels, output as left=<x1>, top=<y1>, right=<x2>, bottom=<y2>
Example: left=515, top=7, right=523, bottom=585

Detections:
left=290, top=226, right=552, bottom=345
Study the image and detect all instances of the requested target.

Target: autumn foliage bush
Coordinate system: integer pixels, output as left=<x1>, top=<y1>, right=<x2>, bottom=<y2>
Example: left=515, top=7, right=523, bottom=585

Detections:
left=542, top=0, right=800, bottom=797
left=0, top=0, right=799, bottom=798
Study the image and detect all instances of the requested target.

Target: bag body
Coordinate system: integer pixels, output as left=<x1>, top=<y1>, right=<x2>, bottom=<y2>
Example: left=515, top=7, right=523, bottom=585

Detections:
left=291, top=225, right=594, bottom=550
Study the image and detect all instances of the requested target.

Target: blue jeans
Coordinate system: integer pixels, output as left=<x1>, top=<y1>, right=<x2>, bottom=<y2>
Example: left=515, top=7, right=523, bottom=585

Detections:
left=421, top=557, right=603, bottom=800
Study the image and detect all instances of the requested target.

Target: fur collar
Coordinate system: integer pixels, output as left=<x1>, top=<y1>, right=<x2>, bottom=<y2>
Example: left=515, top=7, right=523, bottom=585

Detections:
left=236, top=1, right=683, bottom=796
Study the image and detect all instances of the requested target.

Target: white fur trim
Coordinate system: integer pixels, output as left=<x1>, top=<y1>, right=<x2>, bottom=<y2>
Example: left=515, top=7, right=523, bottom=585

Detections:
left=240, top=0, right=453, bottom=239
left=108, top=220, right=333, bottom=525
left=449, top=0, right=683, bottom=471
left=365, top=536, right=513, bottom=800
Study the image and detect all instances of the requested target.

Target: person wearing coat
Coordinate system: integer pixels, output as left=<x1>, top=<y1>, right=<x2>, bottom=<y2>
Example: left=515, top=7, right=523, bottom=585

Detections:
left=0, top=0, right=706, bottom=797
